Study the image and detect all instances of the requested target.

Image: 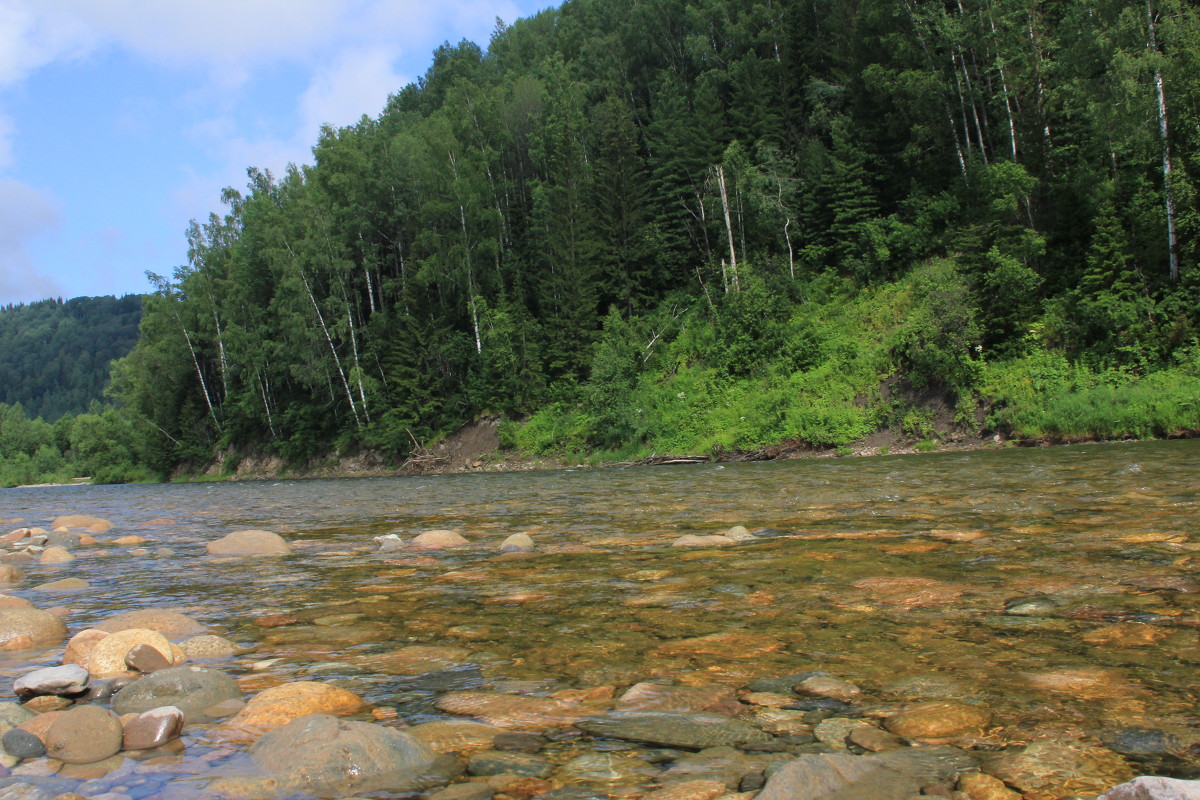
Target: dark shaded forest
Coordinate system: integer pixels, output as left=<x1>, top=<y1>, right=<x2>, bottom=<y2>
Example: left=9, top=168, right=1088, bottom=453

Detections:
left=0, top=296, right=142, bottom=420
left=7, top=0, right=1200, bottom=485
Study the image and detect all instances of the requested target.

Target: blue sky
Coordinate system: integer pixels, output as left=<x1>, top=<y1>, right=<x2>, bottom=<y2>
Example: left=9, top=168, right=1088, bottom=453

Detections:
left=0, top=0, right=549, bottom=306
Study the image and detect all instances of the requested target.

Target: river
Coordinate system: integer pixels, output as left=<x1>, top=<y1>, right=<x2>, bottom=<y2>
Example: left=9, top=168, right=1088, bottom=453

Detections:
left=1, top=439, right=1198, bottom=798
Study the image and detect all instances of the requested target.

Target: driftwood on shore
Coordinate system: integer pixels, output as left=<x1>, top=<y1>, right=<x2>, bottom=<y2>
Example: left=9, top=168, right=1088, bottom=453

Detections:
left=613, top=454, right=710, bottom=467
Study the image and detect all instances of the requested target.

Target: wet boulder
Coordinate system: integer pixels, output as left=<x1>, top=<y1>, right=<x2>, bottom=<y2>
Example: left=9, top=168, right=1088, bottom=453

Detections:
left=0, top=607, right=67, bottom=651
left=575, top=711, right=773, bottom=750
left=498, top=533, right=534, bottom=553
left=121, top=705, right=184, bottom=750
left=883, top=701, right=992, bottom=739
left=756, top=747, right=976, bottom=800
left=96, top=608, right=207, bottom=637
left=50, top=515, right=113, bottom=532
left=112, top=665, right=240, bottom=721
left=206, top=529, right=292, bottom=556
left=13, top=664, right=90, bottom=699
left=410, top=530, right=470, bottom=550
left=0, top=564, right=25, bottom=586
left=1098, top=776, right=1200, bottom=799
left=249, top=713, right=439, bottom=797
left=44, top=705, right=124, bottom=764
left=87, top=628, right=173, bottom=676
left=225, top=681, right=366, bottom=736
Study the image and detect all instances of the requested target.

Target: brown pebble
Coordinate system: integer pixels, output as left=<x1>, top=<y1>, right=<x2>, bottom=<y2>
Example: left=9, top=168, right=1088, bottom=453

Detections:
left=848, top=725, right=906, bottom=752
left=45, top=705, right=124, bottom=764
left=126, top=643, right=171, bottom=673
left=112, top=536, right=149, bottom=546
left=254, top=614, right=299, bottom=628
left=122, top=705, right=184, bottom=750
left=23, top=696, right=72, bottom=713
left=492, top=732, right=544, bottom=753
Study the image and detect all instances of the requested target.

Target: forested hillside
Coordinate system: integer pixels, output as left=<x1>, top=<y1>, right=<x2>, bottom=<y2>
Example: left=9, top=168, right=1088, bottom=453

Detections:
left=0, top=296, right=142, bottom=420
left=106, top=0, right=1200, bottom=477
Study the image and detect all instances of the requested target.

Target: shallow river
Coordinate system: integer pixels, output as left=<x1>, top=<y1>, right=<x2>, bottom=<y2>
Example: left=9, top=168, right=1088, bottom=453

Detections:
left=1, top=439, right=1199, bottom=798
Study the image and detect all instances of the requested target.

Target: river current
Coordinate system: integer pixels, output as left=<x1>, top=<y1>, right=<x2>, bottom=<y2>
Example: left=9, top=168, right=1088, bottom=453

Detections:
left=1, top=439, right=1198, bottom=797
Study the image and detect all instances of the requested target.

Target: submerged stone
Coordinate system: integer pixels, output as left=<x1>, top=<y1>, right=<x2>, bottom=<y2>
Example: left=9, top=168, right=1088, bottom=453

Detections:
left=576, top=711, right=773, bottom=750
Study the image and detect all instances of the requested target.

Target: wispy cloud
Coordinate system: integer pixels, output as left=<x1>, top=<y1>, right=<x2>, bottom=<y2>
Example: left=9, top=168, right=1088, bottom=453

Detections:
left=0, top=177, right=65, bottom=303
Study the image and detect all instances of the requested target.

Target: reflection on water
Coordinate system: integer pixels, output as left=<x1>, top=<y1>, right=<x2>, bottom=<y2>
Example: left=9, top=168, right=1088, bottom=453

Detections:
left=2, top=439, right=1200, bottom=796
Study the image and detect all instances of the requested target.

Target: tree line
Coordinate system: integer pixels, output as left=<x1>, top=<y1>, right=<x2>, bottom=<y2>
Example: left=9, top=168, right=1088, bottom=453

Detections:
left=58, top=0, right=1200, bottom=477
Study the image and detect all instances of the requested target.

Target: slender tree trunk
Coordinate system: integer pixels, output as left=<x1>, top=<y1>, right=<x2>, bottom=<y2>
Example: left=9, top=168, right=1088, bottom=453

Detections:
left=1145, top=0, right=1179, bottom=282
left=987, top=4, right=1019, bottom=160
left=346, top=302, right=371, bottom=424
left=903, top=1, right=969, bottom=183
left=181, top=324, right=219, bottom=429
left=290, top=248, right=362, bottom=429
left=716, top=164, right=739, bottom=292
left=257, top=369, right=278, bottom=440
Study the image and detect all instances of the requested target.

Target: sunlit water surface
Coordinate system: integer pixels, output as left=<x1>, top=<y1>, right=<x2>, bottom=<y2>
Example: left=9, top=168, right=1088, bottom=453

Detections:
left=1, top=439, right=1199, bottom=797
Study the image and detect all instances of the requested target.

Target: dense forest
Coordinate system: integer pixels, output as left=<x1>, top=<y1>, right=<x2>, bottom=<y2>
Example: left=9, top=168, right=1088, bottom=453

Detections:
left=0, top=296, right=142, bottom=421
left=9, top=0, right=1200, bottom=485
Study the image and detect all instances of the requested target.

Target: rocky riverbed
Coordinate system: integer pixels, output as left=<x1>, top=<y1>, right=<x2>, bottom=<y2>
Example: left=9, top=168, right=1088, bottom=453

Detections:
left=0, top=443, right=1198, bottom=799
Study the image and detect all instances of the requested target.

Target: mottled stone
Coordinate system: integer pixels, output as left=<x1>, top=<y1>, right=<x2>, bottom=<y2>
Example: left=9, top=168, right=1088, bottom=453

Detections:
left=559, top=752, right=657, bottom=783
left=642, top=780, right=729, bottom=800
left=62, top=629, right=108, bottom=670
left=616, top=683, right=742, bottom=716
left=225, top=681, right=365, bottom=736
left=37, top=547, right=73, bottom=565
left=30, top=578, right=89, bottom=592
left=853, top=577, right=963, bottom=608
left=44, top=705, right=123, bottom=764
left=87, top=629, right=172, bottom=676
left=50, top=515, right=112, bottom=532
left=492, top=732, right=544, bottom=753
left=111, top=536, right=148, bottom=546
left=468, top=751, right=553, bottom=778
left=121, top=705, right=184, bottom=750
left=95, top=609, right=207, bottom=638
left=795, top=676, right=861, bottom=703
left=111, top=666, right=241, bottom=721
left=0, top=565, right=25, bottom=586
left=957, top=771, right=1021, bottom=800
left=179, top=634, right=238, bottom=659
left=672, top=535, right=735, bottom=548
left=0, top=595, right=33, bottom=610
left=1098, top=776, right=1200, bottom=799
left=651, top=632, right=783, bottom=659
left=125, top=643, right=171, bottom=674
left=982, top=741, right=1134, bottom=798
left=435, top=690, right=611, bottom=731
left=249, top=713, right=438, bottom=796
left=359, top=645, right=472, bottom=676
left=13, top=665, right=89, bottom=699
left=429, top=783, right=495, bottom=800
left=1082, top=623, right=1170, bottom=647
left=848, top=726, right=906, bottom=752
left=0, top=608, right=67, bottom=651
left=813, top=718, right=871, bottom=748
left=409, top=720, right=505, bottom=755
left=206, top=530, right=292, bottom=556
left=576, top=712, right=773, bottom=750
left=498, top=533, right=534, bottom=553
left=883, top=701, right=992, bottom=739
left=1, top=727, right=44, bottom=759
left=410, top=530, right=470, bottom=550
left=755, top=747, right=976, bottom=800
left=21, top=694, right=72, bottom=712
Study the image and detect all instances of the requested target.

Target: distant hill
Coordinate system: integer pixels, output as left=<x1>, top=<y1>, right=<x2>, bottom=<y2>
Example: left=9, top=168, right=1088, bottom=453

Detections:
left=0, top=295, right=142, bottom=420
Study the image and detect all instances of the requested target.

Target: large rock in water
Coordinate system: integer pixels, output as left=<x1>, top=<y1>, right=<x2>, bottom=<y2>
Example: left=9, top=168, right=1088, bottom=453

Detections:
left=225, top=681, right=365, bottom=736
left=95, top=608, right=208, bottom=637
left=112, top=665, right=240, bottom=721
left=575, top=711, right=773, bottom=749
left=1099, top=776, right=1200, bottom=799
left=0, top=607, right=68, bottom=651
left=206, top=530, right=292, bottom=556
left=44, top=705, right=124, bottom=764
left=249, top=714, right=439, bottom=797
left=756, top=747, right=977, bottom=800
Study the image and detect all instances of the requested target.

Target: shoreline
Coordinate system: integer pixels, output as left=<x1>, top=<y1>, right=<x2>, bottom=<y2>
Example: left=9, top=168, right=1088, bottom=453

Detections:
left=173, top=426, right=1199, bottom=484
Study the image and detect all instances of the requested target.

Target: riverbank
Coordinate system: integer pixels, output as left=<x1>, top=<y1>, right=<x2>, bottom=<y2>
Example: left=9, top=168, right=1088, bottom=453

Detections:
left=179, top=414, right=1198, bottom=483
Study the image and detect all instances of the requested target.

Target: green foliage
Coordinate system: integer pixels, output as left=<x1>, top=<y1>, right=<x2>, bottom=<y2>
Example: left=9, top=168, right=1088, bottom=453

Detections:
left=95, top=0, right=1200, bottom=472
left=0, top=296, right=142, bottom=420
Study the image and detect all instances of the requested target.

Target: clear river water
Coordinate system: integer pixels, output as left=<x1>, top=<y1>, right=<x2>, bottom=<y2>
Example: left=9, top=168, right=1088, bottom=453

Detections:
left=0, top=439, right=1198, bottom=798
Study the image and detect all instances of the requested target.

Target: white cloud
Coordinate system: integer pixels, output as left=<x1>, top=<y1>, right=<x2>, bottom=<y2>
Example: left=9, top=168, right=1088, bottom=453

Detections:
left=0, top=178, right=65, bottom=303
left=300, top=46, right=409, bottom=134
